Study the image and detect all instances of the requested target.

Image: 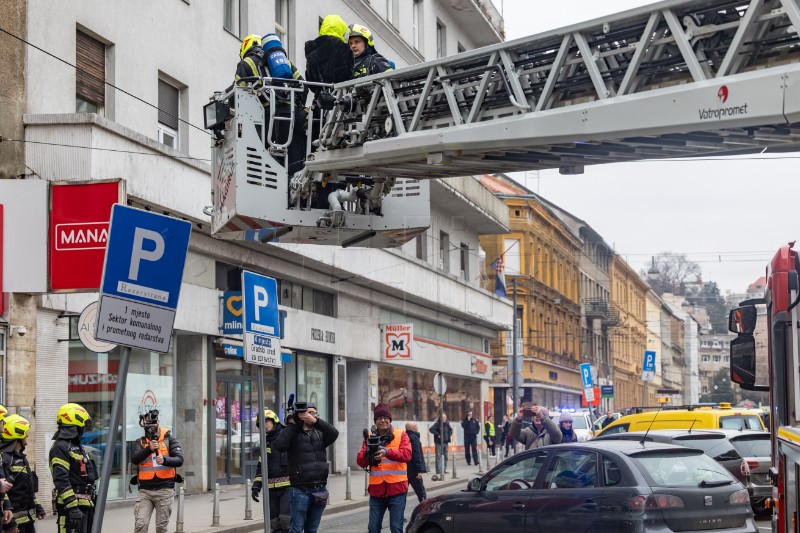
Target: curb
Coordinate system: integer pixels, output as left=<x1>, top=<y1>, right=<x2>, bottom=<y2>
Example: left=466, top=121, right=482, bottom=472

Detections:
left=191, top=475, right=471, bottom=533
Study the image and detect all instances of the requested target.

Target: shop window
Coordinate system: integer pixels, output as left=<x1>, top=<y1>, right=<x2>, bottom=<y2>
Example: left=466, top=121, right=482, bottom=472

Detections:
left=377, top=366, right=480, bottom=421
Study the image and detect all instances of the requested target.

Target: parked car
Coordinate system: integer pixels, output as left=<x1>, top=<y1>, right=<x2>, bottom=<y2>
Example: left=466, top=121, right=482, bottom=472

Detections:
left=596, top=405, right=765, bottom=437
left=550, top=411, right=595, bottom=441
left=595, top=430, right=753, bottom=498
left=725, top=429, right=771, bottom=515
left=406, top=440, right=757, bottom=533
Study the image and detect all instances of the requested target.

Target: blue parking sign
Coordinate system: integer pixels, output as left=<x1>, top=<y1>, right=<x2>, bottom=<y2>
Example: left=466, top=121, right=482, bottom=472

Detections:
left=642, top=350, right=657, bottom=381
left=580, top=363, right=595, bottom=402
left=241, top=271, right=281, bottom=367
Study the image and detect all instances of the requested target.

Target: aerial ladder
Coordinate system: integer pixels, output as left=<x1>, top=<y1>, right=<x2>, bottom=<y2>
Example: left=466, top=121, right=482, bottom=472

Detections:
left=205, top=0, right=800, bottom=248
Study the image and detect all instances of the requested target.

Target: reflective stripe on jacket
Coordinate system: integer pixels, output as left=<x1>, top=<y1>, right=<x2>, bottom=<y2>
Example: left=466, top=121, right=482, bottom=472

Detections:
left=486, top=421, right=495, bottom=437
left=138, top=427, right=176, bottom=481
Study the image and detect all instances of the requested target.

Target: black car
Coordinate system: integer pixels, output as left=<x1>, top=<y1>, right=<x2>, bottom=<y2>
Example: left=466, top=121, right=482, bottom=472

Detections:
left=406, top=440, right=756, bottom=533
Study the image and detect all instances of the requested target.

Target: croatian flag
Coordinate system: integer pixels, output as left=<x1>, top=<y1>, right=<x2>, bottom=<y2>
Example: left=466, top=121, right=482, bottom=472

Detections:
left=491, top=256, right=507, bottom=298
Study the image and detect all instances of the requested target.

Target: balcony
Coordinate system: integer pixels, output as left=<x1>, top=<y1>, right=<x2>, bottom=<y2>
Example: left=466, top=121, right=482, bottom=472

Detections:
left=584, top=298, right=610, bottom=319
left=442, top=0, right=504, bottom=46
left=602, top=308, right=621, bottom=327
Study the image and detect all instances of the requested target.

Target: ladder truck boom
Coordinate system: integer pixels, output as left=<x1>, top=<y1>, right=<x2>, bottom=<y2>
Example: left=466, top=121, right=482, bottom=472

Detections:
left=206, top=0, right=800, bottom=247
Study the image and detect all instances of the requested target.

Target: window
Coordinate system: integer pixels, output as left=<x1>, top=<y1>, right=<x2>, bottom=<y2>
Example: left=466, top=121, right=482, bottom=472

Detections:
left=483, top=451, right=549, bottom=491
left=545, top=450, right=598, bottom=488
left=386, top=0, right=397, bottom=26
left=701, top=355, right=710, bottom=362
left=412, top=0, right=422, bottom=50
left=158, top=79, right=179, bottom=149
left=439, top=231, right=450, bottom=272
left=223, top=0, right=240, bottom=36
left=602, top=457, right=623, bottom=486
left=549, top=371, right=558, bottom=380
left=415, top=233, right=427, bottom=261
left=712, top=355, right=721, bottom=363
left=459, top=243, right=469, bottom=280
left=275, top=0, right=288, bottom=44
left=504, top=238, right=521, bottom=274
left=436, top=20, right=446, bottom=58
left=279, top=279, right=336, bottom=317
left=76, top=31, right=105, bottom=114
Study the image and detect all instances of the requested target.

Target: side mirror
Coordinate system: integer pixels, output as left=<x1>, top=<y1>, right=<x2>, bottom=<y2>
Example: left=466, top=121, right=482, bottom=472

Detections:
left=467, top=477, right=483, bottom=492
left=728, top=306, right=758, bottom=334
left=730, top=335, right=756, bottom=387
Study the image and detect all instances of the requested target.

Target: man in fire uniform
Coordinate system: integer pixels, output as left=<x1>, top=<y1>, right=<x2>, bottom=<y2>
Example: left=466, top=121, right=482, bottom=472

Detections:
left=1, top=414, right=45, bottom=532
left=49, top=403, right=96, bottom=533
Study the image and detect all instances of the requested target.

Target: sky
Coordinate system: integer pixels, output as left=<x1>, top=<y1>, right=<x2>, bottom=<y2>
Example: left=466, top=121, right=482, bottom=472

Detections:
left=495, top=0, right=798, bottom=295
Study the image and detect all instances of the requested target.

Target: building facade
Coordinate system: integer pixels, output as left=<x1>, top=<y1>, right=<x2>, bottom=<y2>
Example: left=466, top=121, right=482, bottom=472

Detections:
left=1, top=0, right=509, bottom=505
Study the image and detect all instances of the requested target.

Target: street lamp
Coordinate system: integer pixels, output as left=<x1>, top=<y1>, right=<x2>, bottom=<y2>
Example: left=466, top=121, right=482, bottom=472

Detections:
left=647, top=256, right=659, bottom=281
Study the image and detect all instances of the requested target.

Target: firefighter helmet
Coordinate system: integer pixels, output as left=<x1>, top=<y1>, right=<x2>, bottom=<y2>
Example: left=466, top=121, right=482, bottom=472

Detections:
left=264, top=409, right=280, bottom=424
left=348, top=24, right=374, bottom=47
left=0, top=404, right=8, bottom=422
left=57, top=403, right=91, bottom=428
left=240, top=34, right=262, bottom=59
left=2, top=414, right=29, bottom=440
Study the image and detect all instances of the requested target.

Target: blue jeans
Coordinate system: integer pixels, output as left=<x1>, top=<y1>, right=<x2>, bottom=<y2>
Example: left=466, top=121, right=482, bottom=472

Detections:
left=368, top=492, right=407, bottom=533
left=434, top=443, right=448, bottom=474
left=289, top=486, right=327, bottom=533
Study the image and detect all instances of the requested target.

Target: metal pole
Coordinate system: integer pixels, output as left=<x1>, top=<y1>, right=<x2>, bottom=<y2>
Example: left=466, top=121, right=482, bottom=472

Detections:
left=439, top=392, right=444, bottom=478
left=175, top=486, right=185, bottom=533
left=364, top=467, right=369, bottom=496
left=91, top=345, right=131, bottom=533
left=451, top=452, right=457, bottom=479
left=258, top=366, right=271, bottom=533
left=245, top=479, right=253, bottom=520
left=512, top=278, right=519, bottom=415
left=642, top=379, right=647, bottom=410
left=425, top=449, right=430, bottom=471
left=212, top=483, right=220, bottom=526
left=345, top=467, right=352, bottom=500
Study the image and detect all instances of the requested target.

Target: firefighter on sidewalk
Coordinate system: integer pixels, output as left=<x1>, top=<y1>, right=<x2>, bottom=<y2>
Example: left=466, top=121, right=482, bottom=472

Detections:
left=49, top=403, right=96, bottom=533
left=251, top=408, right=291, bottom=532
left=1, top=414, right=45, bottom=532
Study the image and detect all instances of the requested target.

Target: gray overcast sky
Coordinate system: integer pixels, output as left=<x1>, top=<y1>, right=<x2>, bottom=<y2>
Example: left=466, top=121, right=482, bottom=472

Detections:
left=497, top=0, right=799, bottom=295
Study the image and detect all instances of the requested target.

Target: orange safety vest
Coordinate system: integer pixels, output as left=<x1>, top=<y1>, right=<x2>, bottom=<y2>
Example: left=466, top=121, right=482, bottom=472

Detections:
left=138, top=427, right=176, bottom=481
left=368, top=427, right=407, bottom=485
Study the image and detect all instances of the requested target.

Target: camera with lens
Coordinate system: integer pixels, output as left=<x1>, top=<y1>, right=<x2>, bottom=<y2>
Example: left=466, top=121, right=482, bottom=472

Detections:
left=139, top=409, right=160, bottom=440
left=362, top=427, right=394, bottom=467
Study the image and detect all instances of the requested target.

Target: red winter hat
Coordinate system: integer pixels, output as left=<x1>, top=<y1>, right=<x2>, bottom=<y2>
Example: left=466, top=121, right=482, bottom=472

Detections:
left=373, top=403, right=392, bottom=422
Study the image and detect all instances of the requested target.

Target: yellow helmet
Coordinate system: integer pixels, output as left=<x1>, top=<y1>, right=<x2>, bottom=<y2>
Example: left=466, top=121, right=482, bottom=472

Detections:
left=57, top=403, right=91, bottom=428
left=348, top=24, right=374, bottom=47
left=2, top=414, right=29, bottom=440
left=264, top=409, right=280, bottom=424
left=240, top=34, right=262, bottom=59
left=0, top=405, right=8, bottom=422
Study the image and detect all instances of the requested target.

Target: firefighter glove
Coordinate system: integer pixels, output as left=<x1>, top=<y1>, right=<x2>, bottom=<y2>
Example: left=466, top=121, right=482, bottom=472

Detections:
left=66, top=507, right=83, bottom=531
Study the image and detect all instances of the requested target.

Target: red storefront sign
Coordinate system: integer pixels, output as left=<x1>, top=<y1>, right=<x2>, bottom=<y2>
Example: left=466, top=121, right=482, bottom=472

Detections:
left=49, top=180, right=124, bottom=291
left=68, top=359, right=120, bottom=393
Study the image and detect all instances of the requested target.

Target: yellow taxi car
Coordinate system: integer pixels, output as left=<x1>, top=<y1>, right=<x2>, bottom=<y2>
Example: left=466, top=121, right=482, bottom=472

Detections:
left=595, top=403, right=766, bottom=437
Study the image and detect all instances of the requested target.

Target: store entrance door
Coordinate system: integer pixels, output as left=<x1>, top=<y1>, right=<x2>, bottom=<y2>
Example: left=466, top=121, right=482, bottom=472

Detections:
left=214, top=377, right=252, bottom=485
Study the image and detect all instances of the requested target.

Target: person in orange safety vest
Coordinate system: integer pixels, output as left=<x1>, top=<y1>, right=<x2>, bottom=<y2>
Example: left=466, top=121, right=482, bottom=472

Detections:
left=129, top=409, right=183, bottom=533
left=356, top=403, right=411, bottom=533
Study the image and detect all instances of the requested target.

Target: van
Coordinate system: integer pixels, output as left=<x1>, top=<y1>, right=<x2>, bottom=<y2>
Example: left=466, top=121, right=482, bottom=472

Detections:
left=595, top=404, right=765, bottom=437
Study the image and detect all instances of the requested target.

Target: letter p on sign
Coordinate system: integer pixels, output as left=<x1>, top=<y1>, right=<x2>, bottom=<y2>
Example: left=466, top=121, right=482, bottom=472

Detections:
left=129, top=228, right=165, bottom=280
left=253, top=286, right=268, bottom=321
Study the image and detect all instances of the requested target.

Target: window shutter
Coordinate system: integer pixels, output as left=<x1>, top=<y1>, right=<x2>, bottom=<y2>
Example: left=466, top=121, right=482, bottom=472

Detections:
left=158, top=80, right=179, bottom=129
left=76, top=31, right=105, bottom=106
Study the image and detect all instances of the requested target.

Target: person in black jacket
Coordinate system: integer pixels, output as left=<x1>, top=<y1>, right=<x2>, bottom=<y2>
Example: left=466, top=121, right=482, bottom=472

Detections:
left=404, top=422, right=427, bottom=502
left=273, top=402, right=338, bottom=533
left=460, top=410, right=480, bottom=466
left=251, top=408, right=290, bottom=533
left=428, top=414, right=452, bottom=477
left=130, top=409, right=184, bottom=533
left=348, top=24, right=393, bottom=78
left=304, top=15, right=353, bottom=107
left=1, top=415, right=44, bottom=533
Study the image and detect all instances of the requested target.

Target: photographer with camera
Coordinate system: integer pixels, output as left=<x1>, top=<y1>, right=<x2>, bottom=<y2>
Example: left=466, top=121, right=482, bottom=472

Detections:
left=510, top=403, right=562, bottom=450
left=356, top=404, right=411, bottom=533
left=273, top=401, right=338, bottom=533
left=129, top=409, right=184, bottom=533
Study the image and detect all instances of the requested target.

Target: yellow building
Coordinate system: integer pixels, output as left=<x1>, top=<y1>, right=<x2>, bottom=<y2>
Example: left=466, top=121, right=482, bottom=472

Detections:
left=480, top=176, right=584, bottom=411
left=610, top=256, right=650, bottom=409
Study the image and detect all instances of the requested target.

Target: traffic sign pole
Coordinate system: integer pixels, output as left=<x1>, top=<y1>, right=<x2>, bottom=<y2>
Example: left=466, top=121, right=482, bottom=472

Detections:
left=257, top=366, right=270, bottom=533
left=92, top=345, right=130, bottom=533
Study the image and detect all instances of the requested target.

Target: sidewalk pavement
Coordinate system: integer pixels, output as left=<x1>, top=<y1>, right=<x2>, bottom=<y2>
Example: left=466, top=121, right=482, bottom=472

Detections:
left=44, top=454, right=502, bottom=533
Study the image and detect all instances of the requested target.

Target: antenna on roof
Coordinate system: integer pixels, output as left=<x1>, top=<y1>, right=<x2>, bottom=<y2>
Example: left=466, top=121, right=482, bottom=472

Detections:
left=640, top=403, right=665, bottom=446
left=687, top=418, right=698, bottom=434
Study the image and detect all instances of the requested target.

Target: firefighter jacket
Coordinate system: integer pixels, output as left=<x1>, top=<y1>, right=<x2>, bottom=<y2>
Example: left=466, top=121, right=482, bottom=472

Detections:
left=130, top=427, right=183, bottom=491
left=356, top=426, right=411, bottom=498
left=352, top=49, right=393, bottom=78
left=48, top=428, right=97, bottom=509
left=235, top=47, right=307, bottom=107
left=254, top=424, right=290, bottom=490
left=304, top=16, right=353, bottom=92
left=2, top=447, right=43, bottom=525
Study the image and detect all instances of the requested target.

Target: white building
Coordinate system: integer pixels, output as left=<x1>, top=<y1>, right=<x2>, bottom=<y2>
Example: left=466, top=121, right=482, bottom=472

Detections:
left=0, top=0, right=510, bottom=504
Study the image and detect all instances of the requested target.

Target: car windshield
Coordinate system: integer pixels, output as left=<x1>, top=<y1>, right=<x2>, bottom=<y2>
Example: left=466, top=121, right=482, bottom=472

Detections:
left=553, top=415, right=588, bottom=429
left=731, top=435, right=771, bottom=457
left=673, top=435, right=742, bottom=461
left=719, top=415, right=763, bottom=430
left=632, top=452, right=732, bottom=487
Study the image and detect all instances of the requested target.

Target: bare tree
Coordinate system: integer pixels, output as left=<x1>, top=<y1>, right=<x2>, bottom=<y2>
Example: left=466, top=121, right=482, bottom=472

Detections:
left=641, top=252, right=701, bottom=296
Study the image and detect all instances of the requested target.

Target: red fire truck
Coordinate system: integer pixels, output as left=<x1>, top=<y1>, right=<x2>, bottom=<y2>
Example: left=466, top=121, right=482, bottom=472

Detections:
left=730, top=242, right=800, bottom=532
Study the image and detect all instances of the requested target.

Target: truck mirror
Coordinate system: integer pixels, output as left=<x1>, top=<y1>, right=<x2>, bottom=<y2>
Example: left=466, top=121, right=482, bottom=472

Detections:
left=728, top=306, right=757, bottom=334
left=730, top=335, right=756, bottom=387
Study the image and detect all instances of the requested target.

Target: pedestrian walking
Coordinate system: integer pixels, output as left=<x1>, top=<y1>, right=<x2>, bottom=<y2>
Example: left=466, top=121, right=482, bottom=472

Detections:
left=251, top=408, right=291, bottom=533
left=460, top=410, right=480, bottom=466
left=428, top=414, right=452, bottom=477
left=483, top=415, right=496, bottom=457
left=404, top=422, right=427, bottom=502
left=499, top=415, right=511, bottom=457
left=130, top=409, right=184, bottom=533
left=557, top=412, right=578, bottom=443
left=357, top=404, right=411, bottom=533
left=273, top=401, right=338, bottom=533
left=510, top=404, right=562, bottom=450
